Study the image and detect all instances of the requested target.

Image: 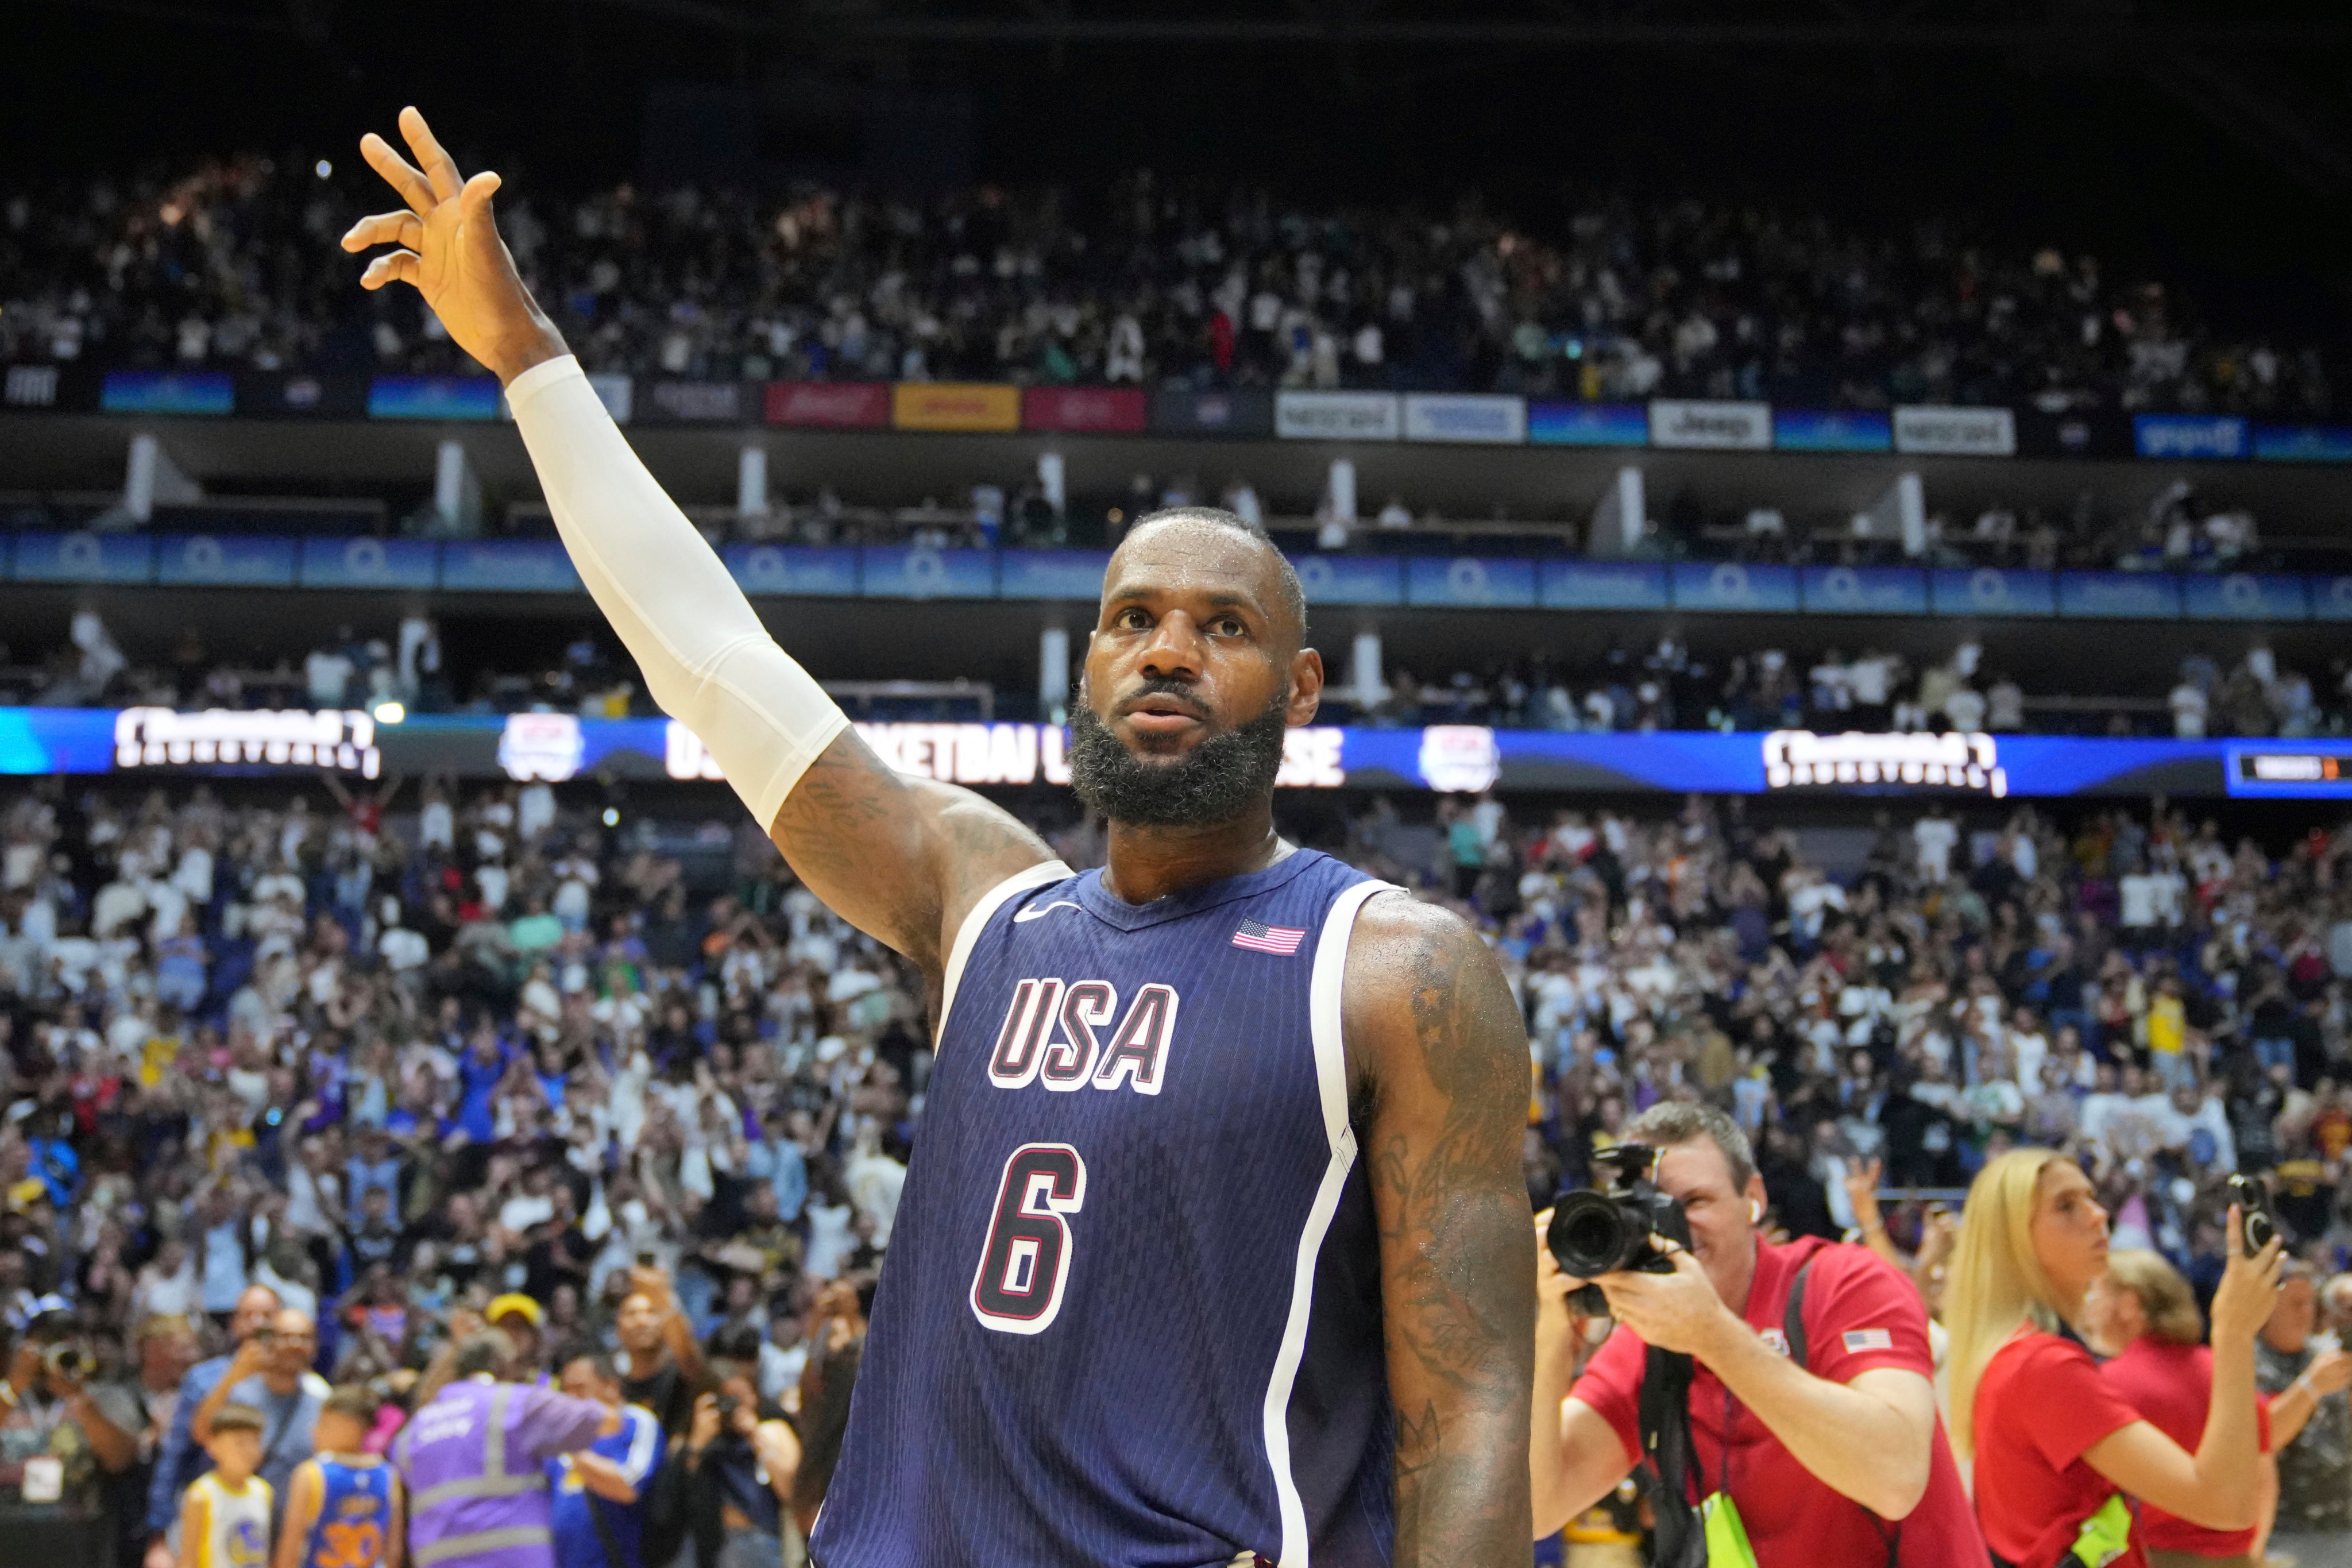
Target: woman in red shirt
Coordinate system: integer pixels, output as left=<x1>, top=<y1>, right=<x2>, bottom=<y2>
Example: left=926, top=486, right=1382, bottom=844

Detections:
left=1946, top=1149, right=2282, bottom=1568
left=2086, top=1249, right=2269, bottom=1568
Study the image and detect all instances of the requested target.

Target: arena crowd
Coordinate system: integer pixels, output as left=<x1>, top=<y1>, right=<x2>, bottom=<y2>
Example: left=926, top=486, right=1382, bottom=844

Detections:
left=0, top=157, right=2335, bottom=416
left=0, top=766, right=2348, bottom=1561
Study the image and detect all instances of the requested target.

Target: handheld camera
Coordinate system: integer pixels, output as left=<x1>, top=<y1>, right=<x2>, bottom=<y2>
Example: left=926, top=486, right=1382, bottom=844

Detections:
left=2226, top=1173, right=2276, bottom=1257
left=1547, top=1142, right=1693, bottom=1316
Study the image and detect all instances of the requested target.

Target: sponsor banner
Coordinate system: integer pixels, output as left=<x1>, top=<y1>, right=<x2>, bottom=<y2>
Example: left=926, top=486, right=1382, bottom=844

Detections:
left=2057, top=570, right=2181, bottom=619
left=5, top=364, right=103, bottom=412
left=2181, top=573, right=2311, bottom=622
left=1649, top=399, right=1771, bottom=451
left=764, top=381, right=891, bottom=429
left=1539, top=561, right=1671, bottom=612
left=998, top=549, right=1112, bottom=600
left=723, top=544, right=859, bottom=597
left=10, top=531, right=153, bottom=584
left=2015, top=409, right=2131, bottom=459
left=859, top=546, right=995, bottom=598
left=1022, top=387, right=1149, bottom=434
left=153, top=534, right=298, bottom=588
left=1148, top=387, right=1276, bottom=438
left=298, top=536, right=441, bottom=590
left=437, top=540, right=583, bottom=593
left=2133, top=414, right=2249, bottom=462
left=1799, top=566, right=1929, bottom=615
left=1928, top=567, right=2057, bottom=617
left=1404, top=557, right=1538, bottom=608
left=1525, top=401, right=1650, bottom=447
left=1275, top=391, right=1401, bottom=442
left=368, top=376, right=501, bottom=421
left=840, top=721, right=1071, bottom=787
left=1772, top=409, right=1891, bottom=454
left=1670, top=562, right=1800, bottom=613
left=2253, top=424, right=2352, bottom=464
left=1402, top=394, right=1527, bottom=445
left=2309, top=577, right=2352, bottom=623
left=892, top=382, right=1021, bottom=433
left=101, top=371, right=234, bottom=416
left=234, top=373, right=370, bottom=420
left=1290, top=554, right=1403, bottom=607
left=637, top=380, right=756, bottom=425
left=1893, top=405, right=2016, bottom=457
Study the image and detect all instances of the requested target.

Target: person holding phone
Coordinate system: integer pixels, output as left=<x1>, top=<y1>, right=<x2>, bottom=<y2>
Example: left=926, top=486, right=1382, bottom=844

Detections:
left=1947, top=1150, right=2283, bottom=1568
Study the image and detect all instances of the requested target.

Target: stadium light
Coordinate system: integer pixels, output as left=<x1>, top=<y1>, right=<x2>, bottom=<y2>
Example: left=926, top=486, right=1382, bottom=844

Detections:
left=315, top=160, right=332, bottom=179
left=372, top=700, right=405, bottom=725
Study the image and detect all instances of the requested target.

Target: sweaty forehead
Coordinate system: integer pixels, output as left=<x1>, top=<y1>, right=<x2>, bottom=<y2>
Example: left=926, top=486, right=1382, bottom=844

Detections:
left=1104, top=519, right=1290, bottom=631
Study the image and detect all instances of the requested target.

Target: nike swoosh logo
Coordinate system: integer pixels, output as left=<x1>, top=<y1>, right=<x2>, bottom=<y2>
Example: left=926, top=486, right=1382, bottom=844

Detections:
left=1012, top=899, right=1083, bottom=923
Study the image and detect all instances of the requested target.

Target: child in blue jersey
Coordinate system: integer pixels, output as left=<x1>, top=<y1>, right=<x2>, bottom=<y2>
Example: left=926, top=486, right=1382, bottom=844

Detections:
left=272, top=1387, right=403, bottom=1568
left=546, top=1349, right=667, bottom=1568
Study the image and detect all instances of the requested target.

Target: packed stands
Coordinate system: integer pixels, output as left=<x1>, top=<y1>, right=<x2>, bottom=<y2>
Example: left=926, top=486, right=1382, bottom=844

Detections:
left=0, top=159, right=2335, bottom=415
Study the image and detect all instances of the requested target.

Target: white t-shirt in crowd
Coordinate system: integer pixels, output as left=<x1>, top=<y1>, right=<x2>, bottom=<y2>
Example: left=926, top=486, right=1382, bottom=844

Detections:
left=1914, top=817, right=1959, bottom=882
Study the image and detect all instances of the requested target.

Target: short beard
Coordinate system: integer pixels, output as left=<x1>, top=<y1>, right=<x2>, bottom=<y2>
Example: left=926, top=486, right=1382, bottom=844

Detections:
left=1068, top=688, right=1289, bottom=828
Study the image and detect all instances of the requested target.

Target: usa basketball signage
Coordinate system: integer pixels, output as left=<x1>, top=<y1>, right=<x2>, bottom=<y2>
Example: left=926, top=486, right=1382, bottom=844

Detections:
left=667, top=721, right=1350, bottom=789
left=1763, top=730, right=2007, bottom=796
left=114, top=707, right=381, bottom=777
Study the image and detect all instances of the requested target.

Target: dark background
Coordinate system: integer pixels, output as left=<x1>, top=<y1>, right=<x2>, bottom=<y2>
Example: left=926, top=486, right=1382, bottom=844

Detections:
left=10, top=1, right=2351, bottom=339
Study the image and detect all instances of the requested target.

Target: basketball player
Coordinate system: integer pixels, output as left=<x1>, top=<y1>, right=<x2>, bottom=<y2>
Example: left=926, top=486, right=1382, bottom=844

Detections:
left=274, top=1388, right=401, bottom=1568
left=343, top=107, right=1535, bottom=1567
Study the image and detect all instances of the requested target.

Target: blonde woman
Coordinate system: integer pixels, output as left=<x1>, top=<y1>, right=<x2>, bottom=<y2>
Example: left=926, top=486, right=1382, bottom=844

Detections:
left=1947, top=1150, right=2283, bottom=1568
left=2084, top=1249, right=2268, bottom=1567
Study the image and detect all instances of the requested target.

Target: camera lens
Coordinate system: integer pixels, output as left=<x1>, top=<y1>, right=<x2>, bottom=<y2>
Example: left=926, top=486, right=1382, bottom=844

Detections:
left=1550, top=1191, right=1639, bottom=1278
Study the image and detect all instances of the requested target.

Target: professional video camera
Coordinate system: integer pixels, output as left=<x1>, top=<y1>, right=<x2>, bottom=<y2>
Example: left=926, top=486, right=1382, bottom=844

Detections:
left=1547, top=1142, right=1692, bottom=1316
left=41, top=1342, right=94, bottom=1382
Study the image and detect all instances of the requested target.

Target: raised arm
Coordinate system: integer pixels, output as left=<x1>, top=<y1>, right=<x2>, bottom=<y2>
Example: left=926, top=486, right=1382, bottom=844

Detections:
left=341, top=108, right=1056, bottom=986
left=272, top=1462, right=323, bottom=1568
left=1344, top=895, right=1535, bottom=1568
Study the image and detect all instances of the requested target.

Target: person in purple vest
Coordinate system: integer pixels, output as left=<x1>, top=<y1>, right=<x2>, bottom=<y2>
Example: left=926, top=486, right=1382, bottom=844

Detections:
left=393, top=1333, right=619, bottom=1568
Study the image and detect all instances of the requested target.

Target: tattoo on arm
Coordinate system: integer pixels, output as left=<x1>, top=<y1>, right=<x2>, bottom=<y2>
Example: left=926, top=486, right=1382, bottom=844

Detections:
left=1352, top=901, right=1536, bottom=1568
left=766, top=728, right=1055, bottom=988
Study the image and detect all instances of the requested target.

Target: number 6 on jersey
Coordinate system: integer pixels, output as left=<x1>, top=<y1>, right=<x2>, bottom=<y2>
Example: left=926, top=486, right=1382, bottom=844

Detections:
left=970, top=1142, right=1088, bottom=1334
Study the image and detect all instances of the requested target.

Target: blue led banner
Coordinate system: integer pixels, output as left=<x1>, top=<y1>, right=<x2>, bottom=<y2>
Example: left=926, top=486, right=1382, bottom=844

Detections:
left=367, top=376, right=503, bottom=421
left=860, top=546, right=997, bottom=599
left=154, top=534, right=298, bottom=588
left=1406, top=556, right=1538, bottom=608
left=722, top=544, right=860, bottom=598
left=298, top=536, right=441, bottom=589
left=1671, top=562, right=1800, bottom=613
left=2254, top=424, right=2352, bottom=464
left=997, top=549, right=1111, bottom=601
left=9, top=710, right=2329, bottom=799
left=2058, top=571, right=2183, bottom=619
left=1800, top=566, right=1929, bottom=615
left=1772, top=410, right=1893, bottom=454
left=2180, top=573, right=2311, bottom=622
left=11, top=532, right=156, bottom=584
left=1525, top=401, right=1649, bottom=446
left=1293, top=554, right=1404, bottom=607
left=100, top=372, right=235, bottom=416
left=1539, top=561, right=1670, bottom=612
left=1929, top=567, right=2057, bottom=617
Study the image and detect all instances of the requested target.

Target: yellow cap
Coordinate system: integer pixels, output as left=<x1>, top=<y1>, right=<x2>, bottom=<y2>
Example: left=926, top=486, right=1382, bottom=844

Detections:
left=485, top=1293, right=543, bottom=1328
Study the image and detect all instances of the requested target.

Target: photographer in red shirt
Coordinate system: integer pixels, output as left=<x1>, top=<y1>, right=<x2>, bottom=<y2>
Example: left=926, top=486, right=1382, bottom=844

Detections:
left=1530, top=1103, right=1987, bottom=1566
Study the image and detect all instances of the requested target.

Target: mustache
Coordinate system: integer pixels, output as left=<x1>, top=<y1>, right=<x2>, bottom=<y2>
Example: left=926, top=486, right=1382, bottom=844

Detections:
left=1115, top=678, right=1212, bottom=720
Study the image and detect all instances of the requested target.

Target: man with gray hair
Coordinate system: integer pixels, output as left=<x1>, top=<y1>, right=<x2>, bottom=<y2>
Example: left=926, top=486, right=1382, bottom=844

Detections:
left=2255, top=1264, right=2352, bottom=1565
left=1528, top=1099, right=1988, bottom=1564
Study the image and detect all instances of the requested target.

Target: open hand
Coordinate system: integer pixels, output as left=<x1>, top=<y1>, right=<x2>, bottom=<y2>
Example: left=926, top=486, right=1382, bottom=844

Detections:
left=341, top=107, right=565, bottom=384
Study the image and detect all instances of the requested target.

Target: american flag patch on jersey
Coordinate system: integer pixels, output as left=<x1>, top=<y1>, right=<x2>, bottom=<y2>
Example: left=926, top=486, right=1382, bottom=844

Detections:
left=1842, top=1328, right=1894, bottom=1353
left=1231, top=919, right=1307, bottom=955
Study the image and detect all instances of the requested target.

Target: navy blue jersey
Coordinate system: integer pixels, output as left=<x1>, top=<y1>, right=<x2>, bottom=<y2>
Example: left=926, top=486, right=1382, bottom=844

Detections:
left=812, top=849, right=1400, bottom=1568
left=300, top=1455, right=394, bottom=1568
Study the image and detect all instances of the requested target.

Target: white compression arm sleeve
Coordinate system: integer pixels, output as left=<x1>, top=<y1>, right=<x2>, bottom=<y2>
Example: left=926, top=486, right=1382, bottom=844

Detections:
left=506, top=354, right=848, bottom=827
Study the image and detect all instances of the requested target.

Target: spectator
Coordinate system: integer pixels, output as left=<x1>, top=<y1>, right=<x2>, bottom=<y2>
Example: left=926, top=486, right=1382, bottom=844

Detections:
left=185, top=1310, right=326, bottom=1534
left=146, top=1285, right=280, bottom=1552
left=546, top=1349, right=665, bottom=1568
left=2253, top=1265, right=2352, bottom=1561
